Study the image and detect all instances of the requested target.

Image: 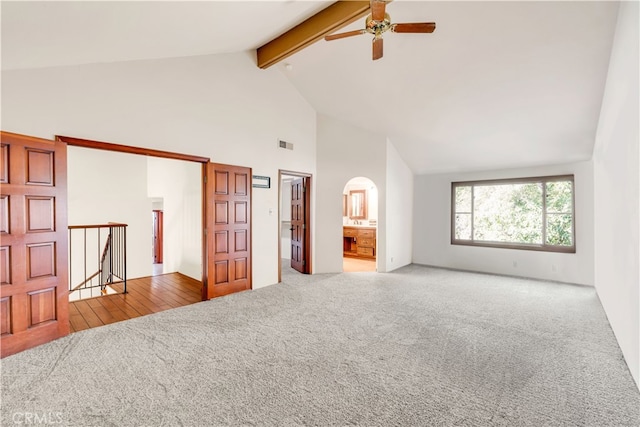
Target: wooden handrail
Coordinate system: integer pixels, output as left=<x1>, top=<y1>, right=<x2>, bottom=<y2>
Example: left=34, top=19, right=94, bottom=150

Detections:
left=71, top=270, right=100, bottom=292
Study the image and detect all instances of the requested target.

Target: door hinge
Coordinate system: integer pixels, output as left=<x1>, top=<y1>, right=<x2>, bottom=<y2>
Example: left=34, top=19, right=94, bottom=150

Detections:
left=303, top=260, right=306, bottom=266
left=204, top=175, right=207, bottom=184
left=302, top=224, right=306, bottom=229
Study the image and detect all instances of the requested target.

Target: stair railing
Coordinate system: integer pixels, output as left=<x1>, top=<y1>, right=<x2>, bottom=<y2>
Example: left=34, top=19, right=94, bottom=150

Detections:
left=68, top=223, right=127, bottom=301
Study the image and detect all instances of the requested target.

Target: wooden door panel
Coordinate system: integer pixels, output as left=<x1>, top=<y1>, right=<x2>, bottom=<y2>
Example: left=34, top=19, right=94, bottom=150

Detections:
left=28, top=288, right=57, bottom=327
left=0, top=144, right=8, bottom=183
left=214, top=261, right=228, bottom=284
left=0, top=131, right=69, bottom=358
left=234, top=201, right=247, bottom=223
left=0, top=246, right=10, bottom=285
left=1, top=297, right=10, bottom=335
left=215, top=231, right=228, bottom=253
left=26, top=148, right=55, bottom=185
left=234, top=258, right=247, bottom=279
left=214, top=170, right=229, bottom=194
left=26, top=196, right=55, bottom=232
left=234, top=230, right=247, bottom=251
left=205, top=163, right=251, bottom=299
left=215, top=202, right=228, bottom=224
left=0, top=195, right=9, bottom=233
left=234, top=174, right=248, bottom=196
left=26, top=242, right=56, bottom=279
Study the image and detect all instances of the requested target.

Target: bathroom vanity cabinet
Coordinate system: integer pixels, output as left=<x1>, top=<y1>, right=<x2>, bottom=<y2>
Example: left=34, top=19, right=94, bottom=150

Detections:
left=343, top=226, right=376, bottom=259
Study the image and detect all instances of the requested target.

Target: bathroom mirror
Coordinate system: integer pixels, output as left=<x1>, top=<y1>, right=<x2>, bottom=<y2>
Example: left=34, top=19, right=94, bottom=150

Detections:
left=349, top=189, right=367, bottom=219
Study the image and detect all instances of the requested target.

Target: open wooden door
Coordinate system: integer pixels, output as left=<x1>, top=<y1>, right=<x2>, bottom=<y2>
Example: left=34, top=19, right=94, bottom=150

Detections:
left=152, top=210, right=163, bottom=264
left=290, top=177, right=311, bottom=274
left=1, top=131, right=70, bottom=358
left=290, top=178, right=305, bottom=273
left=204, top=163, right=251, bottom=300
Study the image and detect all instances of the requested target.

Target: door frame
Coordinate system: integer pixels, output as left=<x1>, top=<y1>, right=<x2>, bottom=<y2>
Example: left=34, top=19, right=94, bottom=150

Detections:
left=55, top=135, right=211, bottom=297
left=278, top=170, right=312, bottom=282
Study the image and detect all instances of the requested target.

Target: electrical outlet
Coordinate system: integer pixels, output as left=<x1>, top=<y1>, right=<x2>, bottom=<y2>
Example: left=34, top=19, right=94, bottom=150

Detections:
left=551, top=264, right=557, bottom=272
left=513, top=261, right=518, bottom=268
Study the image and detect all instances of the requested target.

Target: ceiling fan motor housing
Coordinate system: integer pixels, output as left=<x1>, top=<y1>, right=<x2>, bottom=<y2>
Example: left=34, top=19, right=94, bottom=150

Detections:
left=366, top=13, right=391, bottom=36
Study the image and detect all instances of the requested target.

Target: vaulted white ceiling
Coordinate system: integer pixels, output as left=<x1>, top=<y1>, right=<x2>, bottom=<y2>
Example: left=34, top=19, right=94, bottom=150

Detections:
left=1, top=1, right=620, bottom=174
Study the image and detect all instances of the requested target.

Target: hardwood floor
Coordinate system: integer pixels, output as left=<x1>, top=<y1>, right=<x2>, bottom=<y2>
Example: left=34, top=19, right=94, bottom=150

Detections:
left=68, top=273, right=202, bottom=333
left=343, top=257, right=376, bottom=272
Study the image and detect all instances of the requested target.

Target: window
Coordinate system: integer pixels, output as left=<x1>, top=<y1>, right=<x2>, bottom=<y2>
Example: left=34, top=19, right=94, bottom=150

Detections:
left=451, top=175, right=575, bottom=253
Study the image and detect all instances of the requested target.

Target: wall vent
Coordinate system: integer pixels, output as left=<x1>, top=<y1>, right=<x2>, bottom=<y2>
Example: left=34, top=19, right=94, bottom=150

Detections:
left=278, top=140, right=294, bottom=150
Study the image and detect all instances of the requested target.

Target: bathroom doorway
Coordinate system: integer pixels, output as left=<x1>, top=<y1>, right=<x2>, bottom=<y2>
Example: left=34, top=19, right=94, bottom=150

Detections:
left=342, top=177, right=378, bottom=272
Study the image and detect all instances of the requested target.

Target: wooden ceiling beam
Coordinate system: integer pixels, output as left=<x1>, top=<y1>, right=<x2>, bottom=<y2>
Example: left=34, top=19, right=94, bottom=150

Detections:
left=256, top=1, right=370, bottom=69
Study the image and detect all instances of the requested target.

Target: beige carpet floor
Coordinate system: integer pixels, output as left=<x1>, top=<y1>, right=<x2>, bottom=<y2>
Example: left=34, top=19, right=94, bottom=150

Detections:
left=2, top=264, right=638, bottom=426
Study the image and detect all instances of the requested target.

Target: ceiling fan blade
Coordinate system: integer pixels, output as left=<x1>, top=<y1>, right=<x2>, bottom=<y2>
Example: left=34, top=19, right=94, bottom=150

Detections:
left=391, top=22, right=436, bottom=33
left=372, top=37, right=383, bottom=60
left=371, top=0, right=387, bottom=22
left=325, top=29, right=366, bottom=41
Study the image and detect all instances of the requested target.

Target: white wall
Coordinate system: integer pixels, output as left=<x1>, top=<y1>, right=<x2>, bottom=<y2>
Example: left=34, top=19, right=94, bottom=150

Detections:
left=316, top=114, right=387, bottom=273
left=147, top=157, right=202, bottom=281
left=1, top=52, right=317, bottom=289
left=386, top=140, right=413, bottom=272
left=67, top=146, right=152, bottom=281
left=593, top=1, right=639, bottom=388
left=413, top=161, right=594, bottom=285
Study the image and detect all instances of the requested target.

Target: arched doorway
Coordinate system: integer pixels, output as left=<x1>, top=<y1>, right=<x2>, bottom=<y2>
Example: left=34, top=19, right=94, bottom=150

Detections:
left=342, top=177, right=378, bottom=272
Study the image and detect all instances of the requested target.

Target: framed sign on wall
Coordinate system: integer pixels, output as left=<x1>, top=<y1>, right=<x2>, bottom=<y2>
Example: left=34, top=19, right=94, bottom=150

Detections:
left=252, top=175, right=270, bottom=188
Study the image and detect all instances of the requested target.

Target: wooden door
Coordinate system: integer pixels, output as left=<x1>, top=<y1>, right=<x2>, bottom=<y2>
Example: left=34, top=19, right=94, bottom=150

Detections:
left=204, top=163, right=251, bottom=300
left=0, top=131, right=70, bottom=358
left=290, top=178, right=306, bottom=273
left=152, top=210, right=163, bottom=264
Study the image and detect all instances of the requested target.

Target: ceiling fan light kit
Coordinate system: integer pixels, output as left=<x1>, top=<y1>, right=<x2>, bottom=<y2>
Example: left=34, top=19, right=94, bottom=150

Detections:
left=325, top=0, right=436, bottom=60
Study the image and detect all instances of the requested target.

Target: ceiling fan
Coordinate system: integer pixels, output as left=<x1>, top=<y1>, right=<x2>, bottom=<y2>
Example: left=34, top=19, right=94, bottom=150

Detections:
left=324, top=0, right=436, bottom=60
